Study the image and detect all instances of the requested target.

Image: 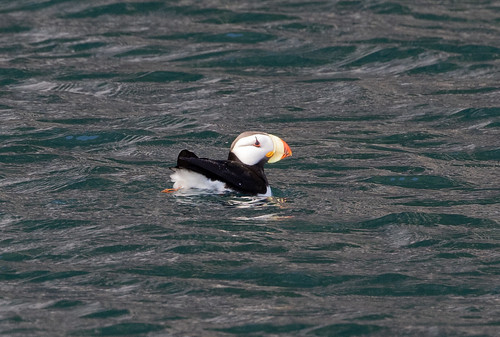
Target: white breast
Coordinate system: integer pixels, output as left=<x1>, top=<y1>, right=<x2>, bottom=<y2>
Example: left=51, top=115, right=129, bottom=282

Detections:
left=260, top=186, right=272, bottom=197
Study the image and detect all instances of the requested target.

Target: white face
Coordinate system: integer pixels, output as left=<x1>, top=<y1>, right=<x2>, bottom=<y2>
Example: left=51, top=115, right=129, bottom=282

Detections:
left=230, top=132, right=275, bottom=166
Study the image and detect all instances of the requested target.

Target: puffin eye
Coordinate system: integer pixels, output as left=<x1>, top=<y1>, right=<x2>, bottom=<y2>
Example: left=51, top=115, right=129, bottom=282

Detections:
left=253, top=137, right=261, bottom=147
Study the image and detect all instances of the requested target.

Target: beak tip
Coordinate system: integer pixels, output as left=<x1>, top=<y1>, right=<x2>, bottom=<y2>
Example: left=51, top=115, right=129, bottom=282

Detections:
left=282, top=139, right=292, bottom=159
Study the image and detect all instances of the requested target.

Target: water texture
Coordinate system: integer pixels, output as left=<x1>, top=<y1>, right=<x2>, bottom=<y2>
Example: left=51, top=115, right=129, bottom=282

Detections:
left=1, top=1, right=499, bottom=336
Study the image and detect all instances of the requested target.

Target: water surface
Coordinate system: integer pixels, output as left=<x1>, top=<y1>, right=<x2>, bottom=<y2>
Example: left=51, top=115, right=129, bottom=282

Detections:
left=1, top=1, right=499, bottom=336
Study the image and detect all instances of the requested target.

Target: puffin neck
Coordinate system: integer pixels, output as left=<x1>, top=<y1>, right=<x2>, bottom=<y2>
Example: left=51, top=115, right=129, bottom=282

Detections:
left=227, top=151, right=241, bottom=163
left=228, top=152, right=268, bottom=186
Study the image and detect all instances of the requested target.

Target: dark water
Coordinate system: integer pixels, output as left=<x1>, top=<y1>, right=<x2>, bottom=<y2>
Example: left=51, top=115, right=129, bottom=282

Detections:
left=1, top=1, right=499, bottom=336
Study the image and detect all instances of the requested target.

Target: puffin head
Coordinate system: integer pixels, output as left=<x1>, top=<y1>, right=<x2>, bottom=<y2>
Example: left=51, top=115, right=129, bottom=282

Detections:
left=229, top=132, right=292, bottom=166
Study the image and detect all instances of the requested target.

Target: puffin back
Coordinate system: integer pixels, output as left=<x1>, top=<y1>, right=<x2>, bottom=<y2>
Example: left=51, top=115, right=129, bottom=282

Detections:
left=175, top=150, right=268, bottom=195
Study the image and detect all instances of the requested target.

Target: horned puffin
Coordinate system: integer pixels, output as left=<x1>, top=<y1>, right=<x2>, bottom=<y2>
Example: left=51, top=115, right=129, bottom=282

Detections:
left=162, top=131, right=292, bottom=196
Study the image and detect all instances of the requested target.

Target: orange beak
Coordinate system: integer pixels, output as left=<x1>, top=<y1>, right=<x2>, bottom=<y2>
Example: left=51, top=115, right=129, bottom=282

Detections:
left=281, top=139, right=292, bottom=159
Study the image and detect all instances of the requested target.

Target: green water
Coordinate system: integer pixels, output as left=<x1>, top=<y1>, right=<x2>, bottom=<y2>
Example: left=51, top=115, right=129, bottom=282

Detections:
left=1, top=1, right=499, bottom=336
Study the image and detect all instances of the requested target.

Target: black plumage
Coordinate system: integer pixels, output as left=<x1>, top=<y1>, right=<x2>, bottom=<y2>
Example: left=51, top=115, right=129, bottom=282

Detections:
left=174, top=149, right=268, bottom=195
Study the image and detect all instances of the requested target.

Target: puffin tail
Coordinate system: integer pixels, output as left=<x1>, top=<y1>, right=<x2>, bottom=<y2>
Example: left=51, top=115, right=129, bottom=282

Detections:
left=178, top=149, right=198, bottom=160
left=164, top=150, right=202, bottom=193
left=171, top=149, right=198, bottom=169
left=168, top=150, right=198, bottom=171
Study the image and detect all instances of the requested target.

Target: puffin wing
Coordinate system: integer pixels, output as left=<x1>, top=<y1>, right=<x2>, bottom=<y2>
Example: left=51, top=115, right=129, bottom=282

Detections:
left=175, top=150, right=267, bottom=194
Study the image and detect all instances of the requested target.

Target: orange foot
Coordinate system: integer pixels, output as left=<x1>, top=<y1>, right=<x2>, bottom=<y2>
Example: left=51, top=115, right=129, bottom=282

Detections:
left=161, top=187, right=181, bottom=193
